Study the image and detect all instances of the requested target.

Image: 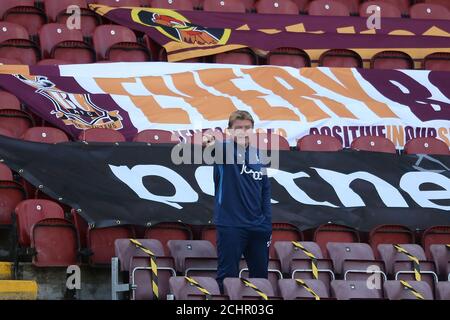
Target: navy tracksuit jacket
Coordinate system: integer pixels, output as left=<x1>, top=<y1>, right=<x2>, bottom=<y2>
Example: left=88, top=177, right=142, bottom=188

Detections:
left=213, top=141, right=272, bottom=290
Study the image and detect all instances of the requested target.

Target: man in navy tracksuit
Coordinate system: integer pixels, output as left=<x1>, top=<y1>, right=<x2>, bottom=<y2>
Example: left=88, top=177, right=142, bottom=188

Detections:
left=204, top=110, right=272, bottom=292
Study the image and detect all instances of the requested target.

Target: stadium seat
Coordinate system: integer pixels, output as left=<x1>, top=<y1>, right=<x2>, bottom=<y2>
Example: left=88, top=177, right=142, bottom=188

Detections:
left=87, top=226, right=135, bottom=266
left=158, top=48, right=203, bottom=63
left=369, top=225, right=415, bottom=258
left=150, top=0, right=195, bottom=10
left=422, top=225, right=450, bottom=259
left=359, top=1, right=402, bottom=18
left=379, top=0, right=410, bottom=15
left=239, top=259, right=283, bottom=296
left=144, top=222, right=193, bottom=255
left=429, top=244, right=450, bottom=280
left=96, top=0, right=142, bottom=6
left=44, top=0, right=101, bottom=37
left=0, top=180, right=26, bottom=225
left=0, top=0, right=47, bottom=37
left=200, top=225, right=217, bottom=246
left=0, top=57, right=21, bottom=64
left=274, top=240, right=326, bottom=272
left=0, top=127, right=15, bottom=138
left=331, top=280, right=383, bottom=300
left=255, top=0, right=299, bottom=14
left=129, top=255, right=176, bottom=300
left=370, top=51, right=414, bottom=70
left=39, top=23, right=95, bottom=64
left=307, top=0, right=350, bottom=16
left=425, top=0, right=450, bottom=11
left=326, top=242, right=386, bottom=281
left=278, top=278, right=329, bottom=300
left=30, top=217, right=79, bottom=267
left=0, top=109, right=34, bottom=138
left=404, top=137, right=449, bottom=155
left=133, top=129, right=179, bottom=144
left=250, top=133, right=291, bottom=151
left=169, top=276, right=224, bottom=300
left=203, top=0, right=246, bottom=12
left=78, top=128, right=126, bottom=143
left=14, top=199, right=66, bottom=247
left=270, top=223, right=303, bottom=258
left=212, top=48, right=257, bottom=65
left=186, top=130, right=228, bottom=145
left=223, top=277, right=276, bottom=300
left=296, top=134, right=343, bottom=151
left=383, top=280, right=433, bottom=300
left=319, top=49, right=363, bottom=68
left=167, top=240, right=217, bottom=274
left=335, top=0, right=359, bottom=14
left=377, top=244, right=438, bottom=292
left=422, top=52, right=450, bottom=71
left=291, top=0, right=309, bottom=12
left=350, top=136, right=397, bottom=154
left=266, top=48, right=311, bottom=68
left=0, top=91, right=21, bottom=110
left=409, top=3, right=450, bottom=20
left=111, top=238, right=170, bottom=299
left=36, top=59, right=70, bottom=65
left=22, top=127, right=69, bottom=143
left=314, top=224, right=360, bottom=258
left=93, top=25, right=151, bottom=62
left=436, top=281, right=450, bottom=300
left=0, top=22, right=40, bottom=65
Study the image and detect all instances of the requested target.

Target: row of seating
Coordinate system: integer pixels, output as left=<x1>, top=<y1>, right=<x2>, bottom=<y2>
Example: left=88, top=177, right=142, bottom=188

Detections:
left=0, top=115, right=448, bottom=155
left=1, top=0, right=449, bottom=40
left=166, top=276, right=450, bottom=300
left=2, top=20, right=449, bottom=69
left=111, top=237, right=450, bottom=299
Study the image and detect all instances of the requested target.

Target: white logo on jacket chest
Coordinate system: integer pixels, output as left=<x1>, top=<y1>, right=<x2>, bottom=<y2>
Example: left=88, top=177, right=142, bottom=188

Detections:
left=240, top=164, right=263, bottom=180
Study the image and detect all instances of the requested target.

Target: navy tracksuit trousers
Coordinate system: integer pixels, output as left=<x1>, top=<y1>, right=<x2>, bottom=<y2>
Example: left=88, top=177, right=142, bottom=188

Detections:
left=216, top=225, right=272, bottom=292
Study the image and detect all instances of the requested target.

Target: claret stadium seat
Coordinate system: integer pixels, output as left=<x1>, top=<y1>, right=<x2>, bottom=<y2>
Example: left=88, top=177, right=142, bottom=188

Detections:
left=203, top=0, right=246, bottom=12
left=39, top=23, right=95, bottom=64
left=93, top=25, right=151, bottom=62
left=307, top=0, right=350, bottom=16
left=44, top=0, right=101, bottom=37
left=78, top=128, right=126, bottom=143
left=296, top=134, right=343, bottom=151
left=350, top=136, right=397, bottom=154
left=370, top=50, right=414, bottom=70
left=404, top=137, right=449, bottom=155
left=409, top=3, right=450, bottom=20
left=331, top=280, right=384, bottom=300
left=169, top=276, right=226, bottom=300
left=369, top=224, right=415, bottom=258
left=278, top=278, right=330, bottom=300
left=144, top=222, right=193, bottom=255
left=255, top=0, right=299, bottom=14
left=223, top=277, right=277, bottom=300
left=422, top=225, right=450, bottom=259
left=0, top=0, right=47, bottom=37
left=150, top=0, right=195, bottom=10
left=314, top=223, right=360, bottom=257
left=359, top=1, right=402, bottom=18
left=133, top=129, right=180, bottom=144
left=0, top=22, right=40, bottom=65
left=22, top=127, right=69, bottom=143
left=423, top=52, right=450, bottom=71
left=0, top=91, right=21, bottom=110
left=319, top=49, right=363, bottom=68
left=266, top=48, right=311, bottom=68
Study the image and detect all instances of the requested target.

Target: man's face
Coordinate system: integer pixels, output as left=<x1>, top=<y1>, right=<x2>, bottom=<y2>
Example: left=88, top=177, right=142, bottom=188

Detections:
left=229, top=119, right=253, bottom=146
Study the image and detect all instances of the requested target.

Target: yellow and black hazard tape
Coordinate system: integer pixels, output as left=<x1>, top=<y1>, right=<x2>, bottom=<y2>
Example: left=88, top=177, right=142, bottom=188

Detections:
left=292, top=241, right=319, bottom=279
left=130, top=239, right=159, bottom=299
left=295, top=278, right=320, bottom=300
left=394, top=244, right=421, bottom=281
left=240, top=278, right=269, bottom=300
left=400, top=280, right=425, bottom=300
left=185, top=276, right=212, bottom=300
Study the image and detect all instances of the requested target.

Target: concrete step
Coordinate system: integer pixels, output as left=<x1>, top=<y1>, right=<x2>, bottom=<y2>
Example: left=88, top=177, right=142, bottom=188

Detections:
left=0, top=262, right=13, bottom=280
left=0, top=280, right=38, bottom=300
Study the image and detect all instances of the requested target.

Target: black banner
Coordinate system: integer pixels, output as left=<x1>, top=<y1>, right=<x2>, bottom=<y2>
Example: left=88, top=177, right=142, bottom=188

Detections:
left=0, top=135, right=449, bottom=231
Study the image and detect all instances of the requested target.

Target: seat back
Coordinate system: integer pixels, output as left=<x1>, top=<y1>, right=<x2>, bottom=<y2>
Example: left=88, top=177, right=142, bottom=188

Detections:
left=167, top=240, right=217, bottom=273
left=383, top=280, right=433, bottom=300
left=331, top=280, right=383, bottom=300
left=223, top=277, right=275, bottom=300
left=314, top=224, right=360, bottom=258
left=423, top=52, right=450, bottom=71
left=78, top=128, right=126, bottom=143
left=369, top=225, right=415, bottom=258
left=297, top=134, right=343, bottom=151
left=133, top=129, right=179, bottom=144
left=114, top=238, right=165, bottom=271
left=88, top=226, right=135, bottom=265
left=371, top=51, right=414, bottom=70
left=31, top=218, right=79, bottom=267
left=0, top=180, right=26, bottom=225
left=319, top=49, right=362, bottom=68
left=266, top=48, right=311, bottom=68
left=308, top=0, right=350, bottom=16
left=22, top=127, right=69, bottom=143
left=278, top=278, right=329, bottom=300
left=144, top=222, right=193, bottom=255
left=203, top=0, right=246, bottom=12
left=169, top=276, right=221, bottom=299
left=15, top=199, right=65, bottom=247
left=404, top=137, right=449, bottom=155
left=326, top=242, right=375, bottom=275
left=350, top=136, right=396, bottom=154
left=359, top=1, right=402, bottom=18
left=410, top=3, right=450, bottom=20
